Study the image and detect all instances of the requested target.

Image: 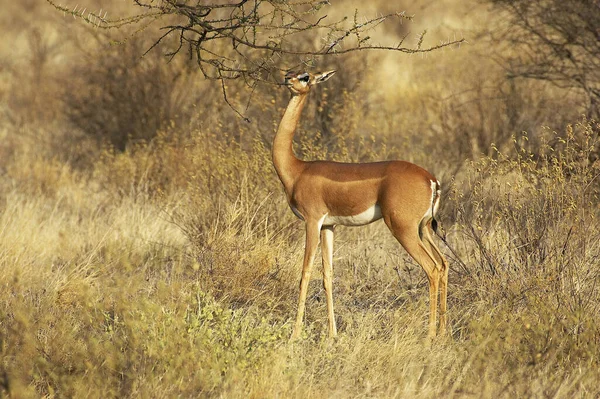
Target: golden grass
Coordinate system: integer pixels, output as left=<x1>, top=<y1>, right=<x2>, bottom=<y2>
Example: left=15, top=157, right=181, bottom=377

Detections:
left=2, top=119, right=599, bottom=397
left=1, top=0, right=600, bottom=397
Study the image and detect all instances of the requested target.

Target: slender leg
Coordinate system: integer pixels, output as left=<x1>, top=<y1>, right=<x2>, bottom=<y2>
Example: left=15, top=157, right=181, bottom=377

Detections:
left=438, top=263, right=449, bottom=335
left=291, top=219, right=321, bottom=339
left=422, top=226, right=449, bottom=336
left=425, top=268, right=440, bottom=338
left=401, top=236, right=440, bottom=339
left=321, top=225, right=337, bottom=337
left=385, top=219, right=441, bottom=339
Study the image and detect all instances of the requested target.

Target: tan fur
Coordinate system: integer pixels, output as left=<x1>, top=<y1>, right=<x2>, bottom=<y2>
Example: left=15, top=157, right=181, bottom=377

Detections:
left=274, top=71, right=449, bottom=340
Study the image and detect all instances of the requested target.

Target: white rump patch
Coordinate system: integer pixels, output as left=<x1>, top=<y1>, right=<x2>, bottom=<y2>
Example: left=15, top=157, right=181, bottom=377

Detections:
left=323, top=204, right=382, bottom=227
left=421, top=180, right=437, bottom=222
left=433, top=180, right=441, bottom=216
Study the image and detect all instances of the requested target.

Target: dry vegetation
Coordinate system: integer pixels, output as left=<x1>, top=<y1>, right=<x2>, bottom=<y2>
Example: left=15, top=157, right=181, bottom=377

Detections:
left=1, top=0, right=599, bottom=397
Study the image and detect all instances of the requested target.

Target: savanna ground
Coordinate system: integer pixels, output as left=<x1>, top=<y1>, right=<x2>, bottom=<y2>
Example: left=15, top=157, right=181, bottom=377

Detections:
left=1, top=0, right=600, bottom=397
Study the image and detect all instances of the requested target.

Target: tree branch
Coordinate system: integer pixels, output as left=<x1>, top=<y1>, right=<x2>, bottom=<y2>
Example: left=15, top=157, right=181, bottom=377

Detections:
left=47, top=0, right=465, bottom=118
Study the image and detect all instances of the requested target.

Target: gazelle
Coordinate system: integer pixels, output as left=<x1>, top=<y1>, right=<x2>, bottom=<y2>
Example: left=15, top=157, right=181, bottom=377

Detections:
left=274, top=70, right=448, bottom=339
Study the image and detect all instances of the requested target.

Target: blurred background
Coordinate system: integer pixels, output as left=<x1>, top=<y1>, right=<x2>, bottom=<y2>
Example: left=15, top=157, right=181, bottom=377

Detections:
left=0, top=0, right=593, bottom=171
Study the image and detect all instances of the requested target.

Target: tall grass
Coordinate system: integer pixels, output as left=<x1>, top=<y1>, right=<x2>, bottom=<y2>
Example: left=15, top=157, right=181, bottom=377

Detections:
left=1, top=0, right=599, bottom=397
left=2, top=115, right=599, bottom=397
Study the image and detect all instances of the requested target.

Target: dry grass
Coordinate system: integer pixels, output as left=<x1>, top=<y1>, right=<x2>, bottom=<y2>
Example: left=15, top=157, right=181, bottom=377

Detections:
left=1, top=0, right=600, bottom=397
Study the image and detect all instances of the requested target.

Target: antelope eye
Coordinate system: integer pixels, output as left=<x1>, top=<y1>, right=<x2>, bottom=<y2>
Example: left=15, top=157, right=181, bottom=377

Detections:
left=299, top=74, right=310, bottom=82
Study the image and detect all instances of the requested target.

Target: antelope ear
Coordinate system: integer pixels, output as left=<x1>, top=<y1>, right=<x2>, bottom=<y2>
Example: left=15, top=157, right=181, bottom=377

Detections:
left=312, top=70, right=336, bottom=84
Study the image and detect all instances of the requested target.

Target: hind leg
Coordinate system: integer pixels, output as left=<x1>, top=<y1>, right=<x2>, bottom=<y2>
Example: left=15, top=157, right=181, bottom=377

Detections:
left=422, top=224, right=449, bottom=335
left=385, top=217, right=442, bottom=338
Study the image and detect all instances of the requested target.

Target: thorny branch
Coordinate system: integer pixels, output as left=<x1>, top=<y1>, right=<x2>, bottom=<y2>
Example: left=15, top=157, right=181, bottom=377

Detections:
left=47, top=0, right=465, bottom=118
left=490, top=0, right=600, bottom=118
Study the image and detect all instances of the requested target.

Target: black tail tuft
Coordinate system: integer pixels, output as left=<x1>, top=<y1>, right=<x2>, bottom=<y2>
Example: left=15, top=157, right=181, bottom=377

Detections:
left=432, top=217, right=447, bottom=241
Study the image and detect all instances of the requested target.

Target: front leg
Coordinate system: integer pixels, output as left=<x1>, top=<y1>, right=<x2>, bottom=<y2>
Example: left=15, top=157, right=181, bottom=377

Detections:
left=291, top=218, right=322, bottom=339
left=321, top=225, right=337, bottom=337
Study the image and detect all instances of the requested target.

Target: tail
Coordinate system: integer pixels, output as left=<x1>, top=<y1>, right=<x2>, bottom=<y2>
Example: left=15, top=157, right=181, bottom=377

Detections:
left=430, top=180, right=444, bottom=238
left=432, top=218, right=439, bottom=234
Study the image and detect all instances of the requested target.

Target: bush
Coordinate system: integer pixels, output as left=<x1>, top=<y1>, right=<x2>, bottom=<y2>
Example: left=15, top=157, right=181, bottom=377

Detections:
left=447, top=119, right=600, bottom=381
left=62, top=34, right=198, bottom=151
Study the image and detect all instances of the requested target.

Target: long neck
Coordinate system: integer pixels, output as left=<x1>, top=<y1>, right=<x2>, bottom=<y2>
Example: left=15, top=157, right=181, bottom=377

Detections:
left=273, top=93, right=307, bottom=193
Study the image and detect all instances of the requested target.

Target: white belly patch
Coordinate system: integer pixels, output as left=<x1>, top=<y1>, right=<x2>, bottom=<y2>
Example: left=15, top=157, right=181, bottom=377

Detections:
left=323, top=204, right=382, bottom=227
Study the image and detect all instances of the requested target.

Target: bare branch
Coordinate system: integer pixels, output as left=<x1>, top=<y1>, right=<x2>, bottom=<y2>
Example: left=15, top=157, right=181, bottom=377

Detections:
left=46, top=0, right=465, bottom=118
left=490, top=0, right=600, bottom=117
